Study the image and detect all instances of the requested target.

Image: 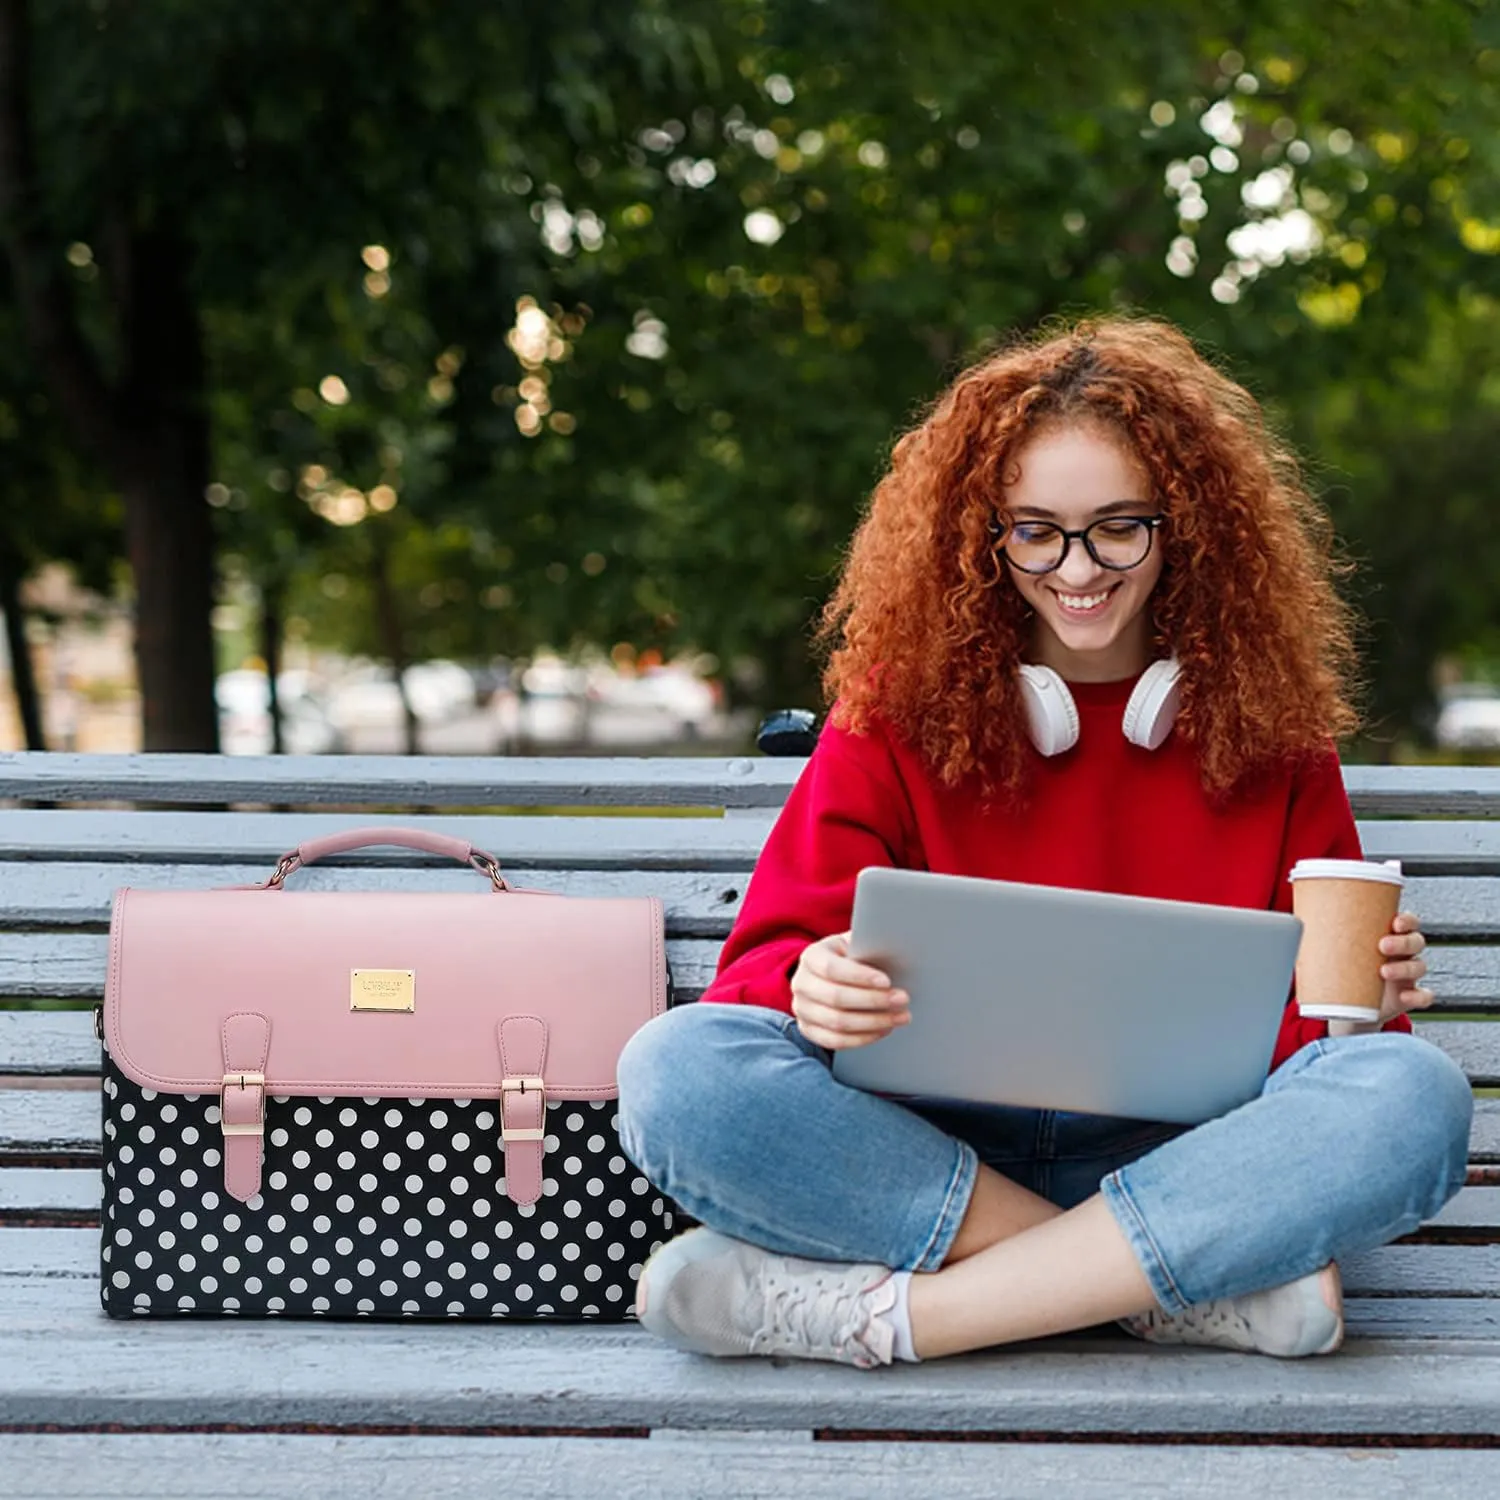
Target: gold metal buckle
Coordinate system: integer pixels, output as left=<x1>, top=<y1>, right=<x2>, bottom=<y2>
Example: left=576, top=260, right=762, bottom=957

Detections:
left=499, top=1075, right=546, bottom=1142
left=220, top=1071, right=266, bottom=1137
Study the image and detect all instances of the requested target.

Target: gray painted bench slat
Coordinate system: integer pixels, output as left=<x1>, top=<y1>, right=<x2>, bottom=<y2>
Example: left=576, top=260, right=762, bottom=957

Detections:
left=5, top=1432, right=1500, bottom=1500
left=4, top=751, right=1500, bottom=815
left=0, top=751, right=804, bottom=807
left=0, top=810, right=779, bottom=868
left=4, top=1006, right=1496, bottom=1080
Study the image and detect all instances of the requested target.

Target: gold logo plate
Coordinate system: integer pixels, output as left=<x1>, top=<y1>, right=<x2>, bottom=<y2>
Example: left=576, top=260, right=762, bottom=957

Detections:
left=350, top=969, right=415, bottom=1012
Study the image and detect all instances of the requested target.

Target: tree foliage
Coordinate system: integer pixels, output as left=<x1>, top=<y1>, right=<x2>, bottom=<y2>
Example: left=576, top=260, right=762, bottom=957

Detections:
left=2, top=0, right=1499, bottom=744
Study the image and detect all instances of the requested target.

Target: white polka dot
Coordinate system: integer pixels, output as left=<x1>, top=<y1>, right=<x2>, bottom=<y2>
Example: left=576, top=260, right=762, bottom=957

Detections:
left=270, top=1129, right=289, bottom=1147
left=245, top=1235, right=264, bottom=1253
left=358, top=1299, right=375, bottom=1313
left=139, top=1125, right=156, bottom=1144
left=269, top=1172, right=288, bottom=1191
left=117, top=1228, right=133, bottom=1246
left=607, top=1243, right=625, bottom=1262
left=403, top=1219, right=421, bottom=1237
left=313, top=1173, right=332, bottom=1192
left=403, top=1261, right=422, bottom=1278
left=335, top=1197, right=354, bottom=1215
left=380, top=1239, right=399, bottom=1257
left=120, top=1103, right=136, bottom=1121
left=335, top=1237, right=353, bottom=1256
left=267, top=1257, right=286, bottom=1274
left=157, top=1230, right=177, bottom=1249
left=474, top=1155, right=493, bottom=1175
left=338, top=1153, right=356, bottom=1171
left=361, top=1130, right=380, bottom=1149
left=540, top=1222, right=558, bottom=1240
left=294, top=1107, right=312, bottom=1126
left=340, top=1108, right=358, bottom=1127
left=405, top=1130, right=425, bottom=1149
left=138, top=1209, right=156, bottom=1227
left=358, top=1218, right=377, bottom=1236
left=585, top=1178, right=604, bottom=1197
left=223, top=1256, right=240, bottom=1274
left=111, top=1271, right=129, bottom=1288
left=492, top=1263, right=511, bottom=1281
left=290, top=1236, right=309, bottom=1254
left=584, top=1264, right=602, bottom=1282
left=381, top=1196, right=400, bottom=1215
left=404, top=1175, right=424, bottom=1194
left=290, top=1277, right=308, bottom=1293
left=516, top=1243, right=534, bottom=1261
left=200, top=1276, right=218, bottom=1294
left=335, top=1278, right=353, bottom=1294
left=447, top=1220, right=468, bottom=1239
left=588, top=1135, right=606, bottom=1153
left=158, top=1189, right=176, bottom=1207
left=561, top=1284, right=578, bottom=1301
left=474, top=1112, right=494, bottom=1130
left=267, top=1215, right=286, bottom=1233
left=538, top=1264, right=557, bottom=1282
left=426, top=1197, right=446, bottom=1216
left=427, top=1154, right=447, bottom=1173
left=451, top=1133, right=470, bottom=1152
left=563, top=1157, right=582, bottom=1176
left=245, top=1276, right=263, bottom=1293
left=357, top=1259, right=375, bottom=1277
left=180, top=1169, right=199, bottom=1187
left=380, top=1281, right=397, bottom=1297
left=430, top=1110, right=448, bottom=1129
left=608, top=1199, right=626, bottom=1217
left=155, top=1273, right=174, bottom=1291
left=312, top=1296, right=330, bottom=1312
left=449, top=1176, right=470, bottom=1196
left=312, top=1258, right=330, bottom=1276
left=267, top=1296, right=285, bottom=1311
left=118, top=1145, right=135, bottom=1164
left=425, top=1240, right=443, bottom=1259
left=384, top=1108, right=403, bottom=1127
left=514, top=1283, right=532, bottom=1301
left=383, top=1153, right=401, bottom=1171
left=177, top=1253, right=197, bottom=1272
left=291, top=1195, right=309, bottom=1213
left=566, top=1112, right=584, bottom=1131
left=496, top=1220, right=512, bottom=1239
left=472, top=1200, right=491, bottom=1218
left=292, top=1150, right=311, bottom=1169
left=469, top=1242, right=490, bottom=1261
left=182, top=1125, right=199, bottom=1145
left=360, top=1175, right=378, bottom=1193
left=315, top=1129, right=334, bottom=1148
left=425, top=1281, right=443, bottom=1297
left=563, top=1201, right=581, bottom=1219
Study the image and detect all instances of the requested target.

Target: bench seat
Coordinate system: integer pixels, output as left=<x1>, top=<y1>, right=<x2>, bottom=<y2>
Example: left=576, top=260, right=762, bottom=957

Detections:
left=3, top=753, right=1500, bottom=1493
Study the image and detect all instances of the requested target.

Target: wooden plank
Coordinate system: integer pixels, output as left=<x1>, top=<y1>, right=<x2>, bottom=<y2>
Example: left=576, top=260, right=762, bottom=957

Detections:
left=0, top=1168, right=99, bottom=1214
left=0, top=810, right=779, bottom=870
left=1413, top=1021, right=1500, bottom=1085
left=0, top=932, right=725, bottom=1001
left=0, top=1010, right=96, bottom=1075
left=1343, top=765, right=1500, bottom=818
left=0, top=1092, right=99, bottom=1155
left=3, top=931, right=1496, bottom=1011
left=0, top=1257, right=1499, bottom=1434
left=1339, top=1245, right=1500, bottom=1295
left=0, top=863, right=754, bottom=938
left=1358, top=822, right=1500, bottom=875
left=0, top=752, right=806, bottom=809
left=3, top=1432, right=1499, bottom=1500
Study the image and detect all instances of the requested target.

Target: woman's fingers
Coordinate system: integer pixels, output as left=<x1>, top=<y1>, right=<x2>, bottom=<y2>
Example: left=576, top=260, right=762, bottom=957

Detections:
left=808, top=933, right=897, bottom=992
left=795, top=995, right=909, bottom=1037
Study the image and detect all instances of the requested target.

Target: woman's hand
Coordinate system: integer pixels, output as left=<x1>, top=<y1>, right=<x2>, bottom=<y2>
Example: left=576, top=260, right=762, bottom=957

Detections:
left=790, top=931, right=910, bottom=1052
left=1377, top=910, right=1434, bottom=1024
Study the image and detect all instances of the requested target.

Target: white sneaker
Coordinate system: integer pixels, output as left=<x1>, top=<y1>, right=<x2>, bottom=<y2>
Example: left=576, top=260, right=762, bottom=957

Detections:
left=635, top=1227, right=898, bottom=1368
left=1120, top=1263, right=1344, bottom=1358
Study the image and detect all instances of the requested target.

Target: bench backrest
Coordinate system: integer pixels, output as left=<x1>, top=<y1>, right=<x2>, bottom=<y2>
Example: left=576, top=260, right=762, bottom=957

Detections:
left=2, top=753, right=1498, bottom=1173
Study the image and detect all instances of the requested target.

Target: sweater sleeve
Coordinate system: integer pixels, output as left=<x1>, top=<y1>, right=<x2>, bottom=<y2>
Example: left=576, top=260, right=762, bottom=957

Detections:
left=1268, top=748, right=1412, bottom=1070
left=701, top=716, right=916, bottom=1012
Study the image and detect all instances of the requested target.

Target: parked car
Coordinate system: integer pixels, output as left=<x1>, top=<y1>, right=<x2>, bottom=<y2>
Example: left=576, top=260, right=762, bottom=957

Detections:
left=1435, top=686, right=1500, bottom=749
left=216, top=670, right=342, bottom=756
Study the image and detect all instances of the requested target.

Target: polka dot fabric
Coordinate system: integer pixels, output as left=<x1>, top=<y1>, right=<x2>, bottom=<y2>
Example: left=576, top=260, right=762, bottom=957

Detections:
left=99, top=1052, right=673, bottom=1319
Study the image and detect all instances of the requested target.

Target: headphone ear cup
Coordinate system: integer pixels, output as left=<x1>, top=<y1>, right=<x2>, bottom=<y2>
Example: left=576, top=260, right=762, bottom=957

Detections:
left=1121, top=657, right=1183, bottom=750
left=1019, top=665, right=1080, bottom=756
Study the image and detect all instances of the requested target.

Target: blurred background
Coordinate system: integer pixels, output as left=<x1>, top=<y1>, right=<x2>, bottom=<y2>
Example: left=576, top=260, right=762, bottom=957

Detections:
left=1, top=0, right=1499, bottom=758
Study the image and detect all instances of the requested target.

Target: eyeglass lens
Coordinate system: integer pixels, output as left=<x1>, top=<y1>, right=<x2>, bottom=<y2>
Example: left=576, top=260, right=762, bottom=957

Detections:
left=1003, top=517, right=1155, bottom=574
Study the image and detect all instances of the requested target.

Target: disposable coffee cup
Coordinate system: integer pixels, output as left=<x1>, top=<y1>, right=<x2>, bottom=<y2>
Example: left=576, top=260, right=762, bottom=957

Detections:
left=1287, top=858, right=1405, bottom=1023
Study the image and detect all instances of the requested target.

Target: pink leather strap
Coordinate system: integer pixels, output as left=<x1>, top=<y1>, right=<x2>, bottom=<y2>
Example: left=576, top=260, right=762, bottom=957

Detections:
left=220, top=1013, right=270, bottom=1203
left=259, top=828, right=509, bottom=892
left=296, top=827, right=476, bottom=865
left=497, top=1015, right=549, bottom=1207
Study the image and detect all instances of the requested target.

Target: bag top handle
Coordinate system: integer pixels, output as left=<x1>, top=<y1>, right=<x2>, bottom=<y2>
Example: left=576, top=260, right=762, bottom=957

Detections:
left=264, top=827, right=510, bottom=891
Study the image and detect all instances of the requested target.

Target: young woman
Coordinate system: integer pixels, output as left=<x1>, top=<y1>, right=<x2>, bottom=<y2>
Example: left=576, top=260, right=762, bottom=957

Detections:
left=615, top=317, right=1473, bottom=1368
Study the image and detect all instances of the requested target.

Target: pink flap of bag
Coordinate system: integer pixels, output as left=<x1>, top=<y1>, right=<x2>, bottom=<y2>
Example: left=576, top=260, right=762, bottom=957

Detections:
left=102, top=828, right=668, bottom=1206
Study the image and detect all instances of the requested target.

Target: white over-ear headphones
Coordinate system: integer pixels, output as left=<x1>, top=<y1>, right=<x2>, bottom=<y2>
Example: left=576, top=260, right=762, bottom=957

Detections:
left=1018, top=658, right=1183, bottom=757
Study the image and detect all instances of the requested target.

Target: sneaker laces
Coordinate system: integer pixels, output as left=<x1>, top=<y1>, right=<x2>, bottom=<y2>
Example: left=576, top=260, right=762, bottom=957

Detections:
left=748, top=1262, right=896, bottom=1368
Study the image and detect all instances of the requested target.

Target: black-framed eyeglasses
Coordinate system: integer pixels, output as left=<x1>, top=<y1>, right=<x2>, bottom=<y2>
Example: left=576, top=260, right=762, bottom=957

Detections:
left=995, top=514, right=1165, bottom=575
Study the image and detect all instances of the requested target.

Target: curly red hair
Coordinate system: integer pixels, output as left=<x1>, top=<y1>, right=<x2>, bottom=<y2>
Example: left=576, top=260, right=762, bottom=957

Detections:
left=819, top=316, right=1361, bottom=799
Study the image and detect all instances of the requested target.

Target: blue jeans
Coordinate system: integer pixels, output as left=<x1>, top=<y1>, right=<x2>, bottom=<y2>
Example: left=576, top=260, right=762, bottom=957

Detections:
left=616, top=1003, right=1472, bottom=1314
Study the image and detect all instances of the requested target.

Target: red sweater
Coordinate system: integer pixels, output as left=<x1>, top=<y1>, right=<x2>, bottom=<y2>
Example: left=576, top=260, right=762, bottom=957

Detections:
left=706, top=675, right=1409, bottom=1072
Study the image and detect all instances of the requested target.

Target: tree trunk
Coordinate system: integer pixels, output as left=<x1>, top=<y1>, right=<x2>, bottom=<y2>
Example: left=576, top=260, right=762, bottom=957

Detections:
left=0, top=7, right=219, bottom=750
left=0, top=546, right=43, bottom=749
left=119, top=465, right=219, bottom=751
left=260, top=577, right=284, bottom=755
left=371, top=527, right=419, bottom=755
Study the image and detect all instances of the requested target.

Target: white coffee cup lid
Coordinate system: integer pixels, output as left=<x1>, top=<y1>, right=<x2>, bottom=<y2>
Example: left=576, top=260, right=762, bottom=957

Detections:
left=1288, top=857, right=1405, bottom=886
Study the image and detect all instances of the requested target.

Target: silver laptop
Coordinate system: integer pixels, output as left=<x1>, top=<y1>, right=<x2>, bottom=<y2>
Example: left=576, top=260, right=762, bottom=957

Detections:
left=832, top=867, right=1302, bottom=1124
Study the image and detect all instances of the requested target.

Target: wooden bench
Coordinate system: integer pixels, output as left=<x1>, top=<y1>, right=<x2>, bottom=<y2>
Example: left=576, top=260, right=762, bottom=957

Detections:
left=3, top=750, right=1500, bottom=1496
